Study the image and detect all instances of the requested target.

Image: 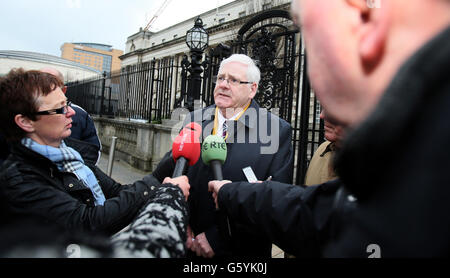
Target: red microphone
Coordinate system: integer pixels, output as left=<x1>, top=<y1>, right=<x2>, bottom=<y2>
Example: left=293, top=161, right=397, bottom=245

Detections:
left=171, top=122, right=202, bottom=177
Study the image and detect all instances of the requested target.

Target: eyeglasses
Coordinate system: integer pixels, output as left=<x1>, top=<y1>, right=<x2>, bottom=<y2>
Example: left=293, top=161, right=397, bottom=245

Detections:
left=34, top=101, right=72, bottom=115
left=216, top=76, right=253, bottom=86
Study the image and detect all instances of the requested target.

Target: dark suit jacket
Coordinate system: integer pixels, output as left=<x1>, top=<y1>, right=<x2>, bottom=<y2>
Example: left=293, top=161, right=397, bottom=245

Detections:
left=0, top=133, right=8, bottom=167
left=159, top=99, right=294, bottom=257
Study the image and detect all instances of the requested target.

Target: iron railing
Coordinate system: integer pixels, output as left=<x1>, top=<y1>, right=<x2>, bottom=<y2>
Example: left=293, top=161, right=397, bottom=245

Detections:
left=66, top=56, right=182, bottom=123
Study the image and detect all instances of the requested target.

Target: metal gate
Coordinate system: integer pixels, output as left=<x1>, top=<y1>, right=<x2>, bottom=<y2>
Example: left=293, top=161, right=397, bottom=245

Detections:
left=199, top=9, right=325, bottom=185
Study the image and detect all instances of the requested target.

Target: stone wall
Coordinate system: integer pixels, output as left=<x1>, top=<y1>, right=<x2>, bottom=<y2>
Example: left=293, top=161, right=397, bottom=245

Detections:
left=93, top=116, right=179, bottom=172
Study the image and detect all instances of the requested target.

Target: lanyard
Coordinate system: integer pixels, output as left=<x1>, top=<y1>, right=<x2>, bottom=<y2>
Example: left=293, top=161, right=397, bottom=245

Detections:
left=212, top=101, right=252, bottom=139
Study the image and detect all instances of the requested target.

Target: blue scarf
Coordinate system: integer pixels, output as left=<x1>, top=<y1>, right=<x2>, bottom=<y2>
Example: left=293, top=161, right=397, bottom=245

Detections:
left=22, top=138, right=106, bottom=206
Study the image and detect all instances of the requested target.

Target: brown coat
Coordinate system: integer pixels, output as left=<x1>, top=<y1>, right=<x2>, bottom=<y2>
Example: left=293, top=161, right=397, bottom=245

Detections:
left=304, top=141, right=338, bottom=186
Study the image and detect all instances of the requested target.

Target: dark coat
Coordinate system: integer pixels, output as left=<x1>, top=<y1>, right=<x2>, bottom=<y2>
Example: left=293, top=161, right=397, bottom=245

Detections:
left=69, top=104, right=101, bottom=151
left=159, top=99, right=294, bottom=257
left=0, top=133, right=8, bottom=166
left=0, top=137, right=162, bottom=236
left=217, top=25, right=450, bottom=257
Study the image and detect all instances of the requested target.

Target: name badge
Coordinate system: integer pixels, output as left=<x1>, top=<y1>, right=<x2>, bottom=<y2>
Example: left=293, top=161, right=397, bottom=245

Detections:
left=242, top=166, right=258, bottom=183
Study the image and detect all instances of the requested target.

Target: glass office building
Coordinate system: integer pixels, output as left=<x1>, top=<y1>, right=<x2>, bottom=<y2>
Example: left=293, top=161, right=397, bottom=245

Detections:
left=61, top=43, right=123, bottom=73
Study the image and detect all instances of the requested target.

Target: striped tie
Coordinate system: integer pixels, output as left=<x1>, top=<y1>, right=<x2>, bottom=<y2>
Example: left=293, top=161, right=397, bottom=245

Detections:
left=222, top=122, right=228, bottom=139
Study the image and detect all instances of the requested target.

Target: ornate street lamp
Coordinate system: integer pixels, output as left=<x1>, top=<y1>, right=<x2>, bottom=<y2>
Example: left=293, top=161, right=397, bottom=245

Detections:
left=185, top=17, right=209, bottom=111
left=186, top=17, right=209, bottom=52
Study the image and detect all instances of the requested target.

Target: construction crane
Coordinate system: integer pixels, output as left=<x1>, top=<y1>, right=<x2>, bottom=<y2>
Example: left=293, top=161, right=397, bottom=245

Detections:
left=143, top=0, right=172, bottom=32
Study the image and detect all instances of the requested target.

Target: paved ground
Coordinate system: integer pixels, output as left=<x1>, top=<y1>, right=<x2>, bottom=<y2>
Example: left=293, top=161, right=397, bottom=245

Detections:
left=97, top=153, right=148, bottom=185
left=97, top=152, right=285, bottom=258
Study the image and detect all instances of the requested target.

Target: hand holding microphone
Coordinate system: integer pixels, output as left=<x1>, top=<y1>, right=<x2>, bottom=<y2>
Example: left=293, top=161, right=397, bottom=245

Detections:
left=186, top=134, right=230, bottom=258
left=202, top=135, right=228, bottom=208
left=202, top=135, right=231, bottom=208
left=171, top=122, right=202, bottom=255
left=202, top=135, right=232, bottom=239
left=167, top=122, right=201, bottom=200
left=163, top=176, right=190, bottom=201
left=208, top=180, right=232, bottom=209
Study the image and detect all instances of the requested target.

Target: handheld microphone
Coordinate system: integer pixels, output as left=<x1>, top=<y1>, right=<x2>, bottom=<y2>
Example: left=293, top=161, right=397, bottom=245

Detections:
left=202, top=135, right=231, bottom=237
left=201, top=135, right=227, bottom=181
left=172, top=122, right=202, bottom=177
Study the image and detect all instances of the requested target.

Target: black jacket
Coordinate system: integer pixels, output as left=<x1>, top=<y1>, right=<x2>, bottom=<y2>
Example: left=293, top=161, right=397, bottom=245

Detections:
left=69, top=104, right=101, bottom=150
left=217, top=25, right=450, bottom=257
left=158, top=100, right=294, bottom=257
left=0, top=133, right=8, bottom=166
left=0, top=137, right=162, bottom=236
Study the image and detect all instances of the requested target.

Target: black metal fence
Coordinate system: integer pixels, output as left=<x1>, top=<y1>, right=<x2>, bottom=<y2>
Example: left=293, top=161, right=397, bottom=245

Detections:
left=65, top=74, right=107, bottom=116
left=66, top=57, right=182, bottom=123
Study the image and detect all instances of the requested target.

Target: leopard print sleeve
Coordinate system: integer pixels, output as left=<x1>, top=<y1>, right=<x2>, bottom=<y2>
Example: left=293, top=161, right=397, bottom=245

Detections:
left=111, top=184, right=188, bottom=258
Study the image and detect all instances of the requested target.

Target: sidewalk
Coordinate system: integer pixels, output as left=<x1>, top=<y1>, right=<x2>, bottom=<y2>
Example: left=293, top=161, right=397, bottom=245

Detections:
left=97, top=152, right=284, bottom=258
left=97, top=153, right=146, bottom=185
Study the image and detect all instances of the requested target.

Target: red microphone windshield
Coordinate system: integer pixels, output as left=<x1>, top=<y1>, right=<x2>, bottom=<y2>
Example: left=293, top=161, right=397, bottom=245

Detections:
left=181, top=122, right=202, bottom=141
left=172, top=122, right=202, bottom=166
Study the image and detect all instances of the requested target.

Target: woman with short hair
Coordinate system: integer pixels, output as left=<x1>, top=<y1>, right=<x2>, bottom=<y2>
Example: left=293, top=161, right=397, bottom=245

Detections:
left=0, top=68, right=190, bottom=257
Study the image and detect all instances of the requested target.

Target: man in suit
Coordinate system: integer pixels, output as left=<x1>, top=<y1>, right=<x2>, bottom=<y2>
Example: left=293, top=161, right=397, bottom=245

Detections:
left=157, top=54, right=293, bottom=257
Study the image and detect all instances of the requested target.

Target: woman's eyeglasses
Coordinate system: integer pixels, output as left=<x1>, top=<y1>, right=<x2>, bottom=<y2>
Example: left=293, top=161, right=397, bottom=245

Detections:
left=34, top=101, right=72, bottom=115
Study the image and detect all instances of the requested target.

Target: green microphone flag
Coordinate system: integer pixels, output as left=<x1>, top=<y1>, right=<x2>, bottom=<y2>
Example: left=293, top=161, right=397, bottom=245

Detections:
left=201, top=135, right=227, bottom=180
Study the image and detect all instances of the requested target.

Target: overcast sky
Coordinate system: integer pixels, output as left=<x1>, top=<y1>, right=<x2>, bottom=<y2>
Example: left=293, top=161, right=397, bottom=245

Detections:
left=0, top=0, right=234, bottom=57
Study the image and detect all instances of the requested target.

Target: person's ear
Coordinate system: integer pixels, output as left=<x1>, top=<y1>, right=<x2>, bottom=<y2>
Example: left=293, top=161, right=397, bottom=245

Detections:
left=249, top=83, right=258, bottom=99
left=14, top=114, right=35, bottom=133
left=347, top=0, right=390, bottom=73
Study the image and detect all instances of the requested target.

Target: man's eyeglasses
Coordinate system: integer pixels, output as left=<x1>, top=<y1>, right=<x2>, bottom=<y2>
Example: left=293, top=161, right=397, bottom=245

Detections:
left=216, top=76, right=253, bottom=86
left=35, top=101, right=72, bottom=115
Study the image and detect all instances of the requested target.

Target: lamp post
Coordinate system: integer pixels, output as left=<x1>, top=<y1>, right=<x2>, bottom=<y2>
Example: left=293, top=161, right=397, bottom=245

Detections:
left=185, top=17, right=209, bottom=111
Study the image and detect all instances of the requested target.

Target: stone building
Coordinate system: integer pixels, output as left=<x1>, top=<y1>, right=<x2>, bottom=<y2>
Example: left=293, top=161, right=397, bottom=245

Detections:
left=0, top=50, right=100, bottom=82
left=121, top=0, right=291, bottom=66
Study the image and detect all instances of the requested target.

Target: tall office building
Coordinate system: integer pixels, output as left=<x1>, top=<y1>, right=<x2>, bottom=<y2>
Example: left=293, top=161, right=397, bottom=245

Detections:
left=61, top=43, right=123, bottom=73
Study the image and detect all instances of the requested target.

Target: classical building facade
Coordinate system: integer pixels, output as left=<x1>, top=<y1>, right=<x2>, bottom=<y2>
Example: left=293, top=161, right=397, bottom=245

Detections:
left=115, top=0, right=294, bottom=121
left=61, top=42, right=123, bottom=73
left=121, top=0, right=291, bottom=66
